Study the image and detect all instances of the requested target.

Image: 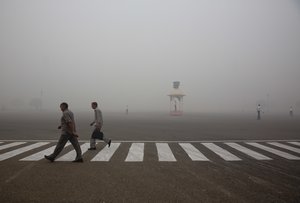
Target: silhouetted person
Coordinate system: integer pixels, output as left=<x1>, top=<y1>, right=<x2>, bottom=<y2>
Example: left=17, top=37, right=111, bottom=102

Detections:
left=88, top=102, right=111, bottom=150
left=45, top=102, right=83, bottom=162
left=290, top=106, right=294, bottom=117
left=257, top=104, right=263, bottom=120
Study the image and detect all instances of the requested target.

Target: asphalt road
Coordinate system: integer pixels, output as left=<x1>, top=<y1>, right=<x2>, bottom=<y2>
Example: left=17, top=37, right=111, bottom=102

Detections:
left=0, top=112, right=299, bottom=202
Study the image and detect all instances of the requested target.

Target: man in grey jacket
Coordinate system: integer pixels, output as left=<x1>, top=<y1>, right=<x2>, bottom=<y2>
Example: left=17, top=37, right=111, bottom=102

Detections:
left=88, top=102, right=111, bottom=150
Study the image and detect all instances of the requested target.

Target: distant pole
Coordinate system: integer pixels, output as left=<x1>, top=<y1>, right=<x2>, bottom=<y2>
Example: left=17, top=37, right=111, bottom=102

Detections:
left=40, top=89, right=43, bottom=110
left=290, top=106, right=293, bottom=118
left=266, top=93, right=270, bottom=113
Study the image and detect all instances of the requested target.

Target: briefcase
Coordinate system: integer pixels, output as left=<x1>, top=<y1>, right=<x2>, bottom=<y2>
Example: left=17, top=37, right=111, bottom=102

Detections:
left=92, top=129, right=104, bottom=140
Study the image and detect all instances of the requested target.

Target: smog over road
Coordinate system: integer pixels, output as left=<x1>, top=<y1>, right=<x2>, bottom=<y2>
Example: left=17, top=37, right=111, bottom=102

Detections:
left=1, top=0, right=300, bottom=113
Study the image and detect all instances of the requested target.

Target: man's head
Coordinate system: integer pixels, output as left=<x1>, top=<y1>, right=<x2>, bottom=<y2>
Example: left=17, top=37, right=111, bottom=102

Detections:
left=91, top=102, right=98, bottom=109
left=60, top=102, right=68, bottom=111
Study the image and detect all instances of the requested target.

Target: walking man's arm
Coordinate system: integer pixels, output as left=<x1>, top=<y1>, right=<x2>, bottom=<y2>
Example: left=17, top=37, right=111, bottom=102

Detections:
left=67, top=121, right=78, bottom=137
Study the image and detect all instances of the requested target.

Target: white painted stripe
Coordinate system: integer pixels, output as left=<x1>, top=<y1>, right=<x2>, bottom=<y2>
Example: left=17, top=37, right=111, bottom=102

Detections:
left=179, top=143, right=209, bottom=161
left=56, top=143, right=90, bottom=161
left=247, top=142, right=300, bottom=160
left=0, top=142, right=49, bottom=161
left=125, top=143, right=144, bottom=162
left=268, top=142, right=300, bottom=154
left=94, top=139, right=300, bottom=143
left=91, top=143, right=121, bottom=161
left=156, top=143, right=176, bottom=162
left=1, top=139, right=300, bottom=143
left=202, top=143, right=241, bottom=161
left=0, top=142, right=26, bottom=151
left=225, top=142, right=272, bottom=160
left=288, top=142, right=300, bottom=147
left=20, top=143, right=71, bottom=161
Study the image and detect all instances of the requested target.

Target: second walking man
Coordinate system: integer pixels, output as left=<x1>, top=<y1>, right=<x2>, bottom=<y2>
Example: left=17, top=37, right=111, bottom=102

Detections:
left=88, top=102, right=111, bottom=150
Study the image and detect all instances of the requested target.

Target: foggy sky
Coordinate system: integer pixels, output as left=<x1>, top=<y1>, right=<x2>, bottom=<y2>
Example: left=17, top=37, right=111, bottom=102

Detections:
left=1, top=0, right=300, bottom=113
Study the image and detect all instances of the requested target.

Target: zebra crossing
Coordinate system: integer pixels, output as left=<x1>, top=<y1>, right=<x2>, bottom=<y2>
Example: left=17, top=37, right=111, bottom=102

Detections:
left=202, top=142, right=241, bottom=161
left=0, top=140, right=300, bottom=162
left=91, top=143, right=121, bottom=162
left=225, top=142, right=272, bottom=160
left=156, top=143, right=177, bottom=162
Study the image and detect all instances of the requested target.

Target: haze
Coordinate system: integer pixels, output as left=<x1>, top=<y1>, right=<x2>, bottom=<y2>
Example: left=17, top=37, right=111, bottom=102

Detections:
left=1, top=0, right=300, bottom=113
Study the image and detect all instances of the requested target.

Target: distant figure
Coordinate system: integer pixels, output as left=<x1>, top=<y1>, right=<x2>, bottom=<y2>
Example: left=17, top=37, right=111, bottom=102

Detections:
left=257, top=104, right=263, bottom=120
left=290, top=106, right=293, bottom=117
left=88, top=102, right=111, bottom=150
left=45, top=102, right=83, bottom=162
left=126, top=105, right=129, bottom=115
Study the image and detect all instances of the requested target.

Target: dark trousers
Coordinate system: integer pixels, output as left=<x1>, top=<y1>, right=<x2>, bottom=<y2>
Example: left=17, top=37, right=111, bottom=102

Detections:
left=257, top=111, right=261, bottom=120
left=50, top=133, right=82, bottom=160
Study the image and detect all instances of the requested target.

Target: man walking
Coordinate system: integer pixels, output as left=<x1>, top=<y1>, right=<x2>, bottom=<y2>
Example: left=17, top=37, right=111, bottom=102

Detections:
left=88, top=102, right=111, bottom=150
left=45, top=102, right=83, bottom=162
left=290, top=106, right=294, bottom=117
left=257, top=104, right=263, bottom=120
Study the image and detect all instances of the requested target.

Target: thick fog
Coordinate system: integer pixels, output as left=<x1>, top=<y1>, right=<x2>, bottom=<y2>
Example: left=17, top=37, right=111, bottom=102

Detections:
left=1, top=0, right=300, bottom=113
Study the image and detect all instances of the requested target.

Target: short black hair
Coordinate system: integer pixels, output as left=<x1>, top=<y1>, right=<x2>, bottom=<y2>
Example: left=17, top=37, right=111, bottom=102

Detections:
left=92, top=102, right=98, bottom=107
left=60, top=102, right=68, bottom=108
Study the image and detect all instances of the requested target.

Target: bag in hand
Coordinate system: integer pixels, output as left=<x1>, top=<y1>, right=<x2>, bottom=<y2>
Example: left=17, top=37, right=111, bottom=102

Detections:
left=92, top=128, right=104, bottom=139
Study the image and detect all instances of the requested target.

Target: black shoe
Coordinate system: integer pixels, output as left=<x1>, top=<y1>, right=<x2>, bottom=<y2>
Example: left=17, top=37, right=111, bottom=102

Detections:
left=108, top=139, right=111, bottom=147
left=88, top=147, right=96, bottom=150
left=44, top=155, right=54, bottom=162
left=72, top=158, right=83, bottom=163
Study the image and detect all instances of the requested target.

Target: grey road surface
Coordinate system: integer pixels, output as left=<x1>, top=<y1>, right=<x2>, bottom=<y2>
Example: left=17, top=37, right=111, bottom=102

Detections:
left=0, top=112, right=299, bottom=202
